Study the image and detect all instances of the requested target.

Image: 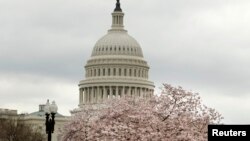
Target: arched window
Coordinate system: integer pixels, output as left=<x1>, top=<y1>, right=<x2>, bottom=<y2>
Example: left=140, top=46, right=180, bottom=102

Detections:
left=98, top=69, right=100, bottom=76
left=129, top=69, right=132, bottom=76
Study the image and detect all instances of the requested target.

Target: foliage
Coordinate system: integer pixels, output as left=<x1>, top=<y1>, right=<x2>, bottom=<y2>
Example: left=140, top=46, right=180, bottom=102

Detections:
left=0, top=117, right=45, bottom=141
left=61, top=84, right=222, bottom=141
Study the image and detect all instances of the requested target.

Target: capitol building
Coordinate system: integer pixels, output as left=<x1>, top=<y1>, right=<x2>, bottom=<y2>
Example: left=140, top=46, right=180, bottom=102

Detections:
left=78, top=0, right=155, bottom=107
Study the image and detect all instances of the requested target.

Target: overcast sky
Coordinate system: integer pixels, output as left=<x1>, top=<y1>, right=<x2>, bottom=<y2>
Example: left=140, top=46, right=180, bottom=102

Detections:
left=0, top=0, right=250, bottom=124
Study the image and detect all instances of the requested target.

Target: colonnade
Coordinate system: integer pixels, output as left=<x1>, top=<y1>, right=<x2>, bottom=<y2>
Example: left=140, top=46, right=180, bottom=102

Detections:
left=79, top=86, right=154, bottom=105
left=86, top=67, right=149, bottom=79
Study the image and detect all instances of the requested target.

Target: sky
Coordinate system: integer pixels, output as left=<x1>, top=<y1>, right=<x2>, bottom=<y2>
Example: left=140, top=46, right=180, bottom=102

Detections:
left=0, top=0, right=250, bottom=124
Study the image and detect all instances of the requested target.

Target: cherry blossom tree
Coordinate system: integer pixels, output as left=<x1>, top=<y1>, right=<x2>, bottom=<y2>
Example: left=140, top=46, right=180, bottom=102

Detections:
left=61, top=84, right=222, bottom=141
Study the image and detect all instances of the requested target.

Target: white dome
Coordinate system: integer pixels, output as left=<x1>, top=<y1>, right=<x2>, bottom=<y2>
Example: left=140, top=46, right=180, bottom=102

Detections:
left=78, top=1, right=154, bottom=107
left=91, top=31, right=143, bottom=57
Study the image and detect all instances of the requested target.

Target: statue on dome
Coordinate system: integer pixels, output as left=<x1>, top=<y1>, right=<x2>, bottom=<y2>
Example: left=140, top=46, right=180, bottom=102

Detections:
left=114, top=0, right=122, bottom=11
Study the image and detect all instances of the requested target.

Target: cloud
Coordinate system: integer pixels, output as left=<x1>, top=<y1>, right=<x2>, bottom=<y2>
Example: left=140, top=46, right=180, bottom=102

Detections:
left=0, top=72, right=78, bottom=115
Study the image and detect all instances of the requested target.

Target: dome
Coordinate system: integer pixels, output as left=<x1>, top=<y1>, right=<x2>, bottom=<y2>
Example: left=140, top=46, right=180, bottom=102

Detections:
left=78, top=1, right=154, bottom=107
left=91, top=31, right=143, bottom=57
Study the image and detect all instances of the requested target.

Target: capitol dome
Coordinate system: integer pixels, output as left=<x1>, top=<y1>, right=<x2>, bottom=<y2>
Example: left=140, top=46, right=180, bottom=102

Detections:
left=78, top=0, right=154, bottom=107
left=92, top=31, right=143, bottom=57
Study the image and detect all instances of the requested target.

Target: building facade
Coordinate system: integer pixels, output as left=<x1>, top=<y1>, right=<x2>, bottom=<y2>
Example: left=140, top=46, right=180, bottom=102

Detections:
left=24, top=104, right=68, bottom=141
left=78, top=0, right=155, bottom=107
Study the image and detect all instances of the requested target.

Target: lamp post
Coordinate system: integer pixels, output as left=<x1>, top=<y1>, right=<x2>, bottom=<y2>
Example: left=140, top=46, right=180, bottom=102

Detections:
left=44, top=100, right=58, bottom=141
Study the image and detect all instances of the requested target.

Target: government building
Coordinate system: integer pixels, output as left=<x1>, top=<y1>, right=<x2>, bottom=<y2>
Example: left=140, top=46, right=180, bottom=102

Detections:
left=78, top=0, right=155, bottom=107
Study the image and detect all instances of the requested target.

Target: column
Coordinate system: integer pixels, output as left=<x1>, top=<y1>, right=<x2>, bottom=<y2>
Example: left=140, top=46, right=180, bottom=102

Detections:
left=86, top=87, right=89, bottom=104
left=121, top=68, right=124, bottom=77
left=131, top=87, right=133, bottom=97
left=133, top=87, right=135, bottom=97
left=79, top=89, right=81, bottom=105
left=147, top=89, right=150, bottom=98
left=89, top=87, right=94, bottom=104
left=121, top=86, right=125, bottom=97
left=111, top=67, right=113, bottom=76
left=109, top=86, right=112, bottom=99
left=116, top=86, right=119, bottom=98
left=142, top=88, right=145, bottom=98
left=133, top=87, right=136, bottom=97
left=81, top=89, right=84, bottom=104
left=100, top=68, right=103, bottom=76
left=84, top=88, right=87, bottom=104
left=146, top=89, right=149, bottom=98
left=139, top=87, right=142, bottom=98
left=145, top=89, right=148, bottom=98
left=97, top=86, right=100, bottom=103
left=94, top=87, right=97, bottom=103
left=128, top=87, right=131, bottom=97
left=103, top=86, right=107, bottom=101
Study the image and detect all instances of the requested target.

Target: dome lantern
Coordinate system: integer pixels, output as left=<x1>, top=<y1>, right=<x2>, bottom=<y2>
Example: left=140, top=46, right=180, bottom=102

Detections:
left=110, top=0, right=125, bottom=31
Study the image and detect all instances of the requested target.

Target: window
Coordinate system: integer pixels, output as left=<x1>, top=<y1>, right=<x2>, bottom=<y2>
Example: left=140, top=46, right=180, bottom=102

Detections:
left=103, top=68, right=105, bottom=76
left=124, top=69, right=127, bottom=76
left=108, top=68, right=111, bottom=76
left=119, top=68, right=121, bottom=76
left=113, top=68, right=116, bottom=76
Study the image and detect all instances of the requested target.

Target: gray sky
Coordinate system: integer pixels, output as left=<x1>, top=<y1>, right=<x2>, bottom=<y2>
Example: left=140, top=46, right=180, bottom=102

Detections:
left=0, top=0, right=250, bottom=124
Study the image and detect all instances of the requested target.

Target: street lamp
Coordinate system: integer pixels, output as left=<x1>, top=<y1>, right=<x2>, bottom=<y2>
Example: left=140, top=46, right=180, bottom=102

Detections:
left=44, top=99, right=58, bottom=141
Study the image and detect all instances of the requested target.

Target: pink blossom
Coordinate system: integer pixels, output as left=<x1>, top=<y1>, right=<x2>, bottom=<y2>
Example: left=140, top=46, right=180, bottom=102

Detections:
left=61, top=84, right=222, bottom=141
